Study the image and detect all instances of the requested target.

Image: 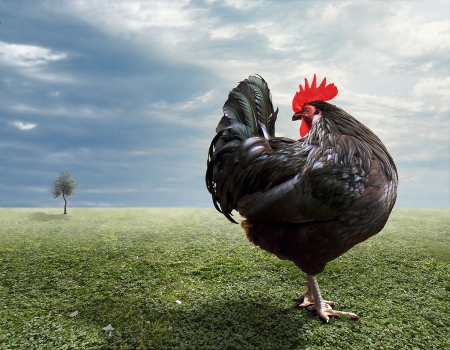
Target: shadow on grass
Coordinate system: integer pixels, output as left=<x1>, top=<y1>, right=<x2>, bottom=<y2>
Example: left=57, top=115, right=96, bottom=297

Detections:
left=166, top=301, right=310, bottom=349
left=72, top=296, right=313, bottom=348
left=29, top=212, right=70, bottom=222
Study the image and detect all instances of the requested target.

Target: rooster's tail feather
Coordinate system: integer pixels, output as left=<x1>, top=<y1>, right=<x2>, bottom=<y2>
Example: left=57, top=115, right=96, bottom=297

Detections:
left=206, top=75, right=277, bottom=222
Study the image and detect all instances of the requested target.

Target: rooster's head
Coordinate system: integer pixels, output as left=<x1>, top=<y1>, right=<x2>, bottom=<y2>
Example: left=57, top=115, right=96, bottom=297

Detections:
left=292, top=75, right=338, bottom=137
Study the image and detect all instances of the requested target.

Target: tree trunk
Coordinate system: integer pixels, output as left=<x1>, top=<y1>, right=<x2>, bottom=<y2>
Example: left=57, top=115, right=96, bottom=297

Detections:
left=63, top=193, right=67, bottom=214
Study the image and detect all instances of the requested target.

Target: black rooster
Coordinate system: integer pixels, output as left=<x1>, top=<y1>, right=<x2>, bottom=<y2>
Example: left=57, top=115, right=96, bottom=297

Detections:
left=206, top=75, right=398, bottom=321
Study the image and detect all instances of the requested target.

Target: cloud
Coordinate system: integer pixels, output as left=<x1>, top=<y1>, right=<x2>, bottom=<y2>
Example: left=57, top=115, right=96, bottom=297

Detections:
left=41, top=0, right=448, bottom=98
left=44, top=0, right=266, bottom=66
left=204, top=0, right=261, bottom=8
left=50, top=91, right=62, bottom=97
left=10, top=121, right=37, bottom=130
left=411, top=77, right=450, bottom=113
left=82, top=188, right=142, bottom=194
left=46, top=0, right=209, bottom=52
left=0, top=41, right=74, bottom=82
left=1, top=0, right=449, bottom=208
left=309, top=2, right=449, bottom=74
left=42, top=1, right=449, bottom=74
left=145, top=89, right=220, bottom=129
left=209, top=25, right=240, bottom=39
left=0, top=184, right=47, bottom=192
left=66, top=0, right=195, bottom=30
left=10, top=103, right=119, bottom=118
left=0, top=41, right=67, bottom=68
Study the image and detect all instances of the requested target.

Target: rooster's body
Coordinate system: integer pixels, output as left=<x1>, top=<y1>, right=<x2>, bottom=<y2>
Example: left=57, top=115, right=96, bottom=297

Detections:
left=206, top=75, right=397, bottom=321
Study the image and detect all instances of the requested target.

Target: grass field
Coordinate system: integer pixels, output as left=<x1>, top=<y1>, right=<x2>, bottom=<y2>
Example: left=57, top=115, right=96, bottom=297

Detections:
left=0, top=208, right=449, bottom=349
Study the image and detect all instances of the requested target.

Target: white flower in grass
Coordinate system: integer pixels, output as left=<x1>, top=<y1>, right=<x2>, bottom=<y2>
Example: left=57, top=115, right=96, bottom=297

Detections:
left=102, top=324, right=114, bottom=336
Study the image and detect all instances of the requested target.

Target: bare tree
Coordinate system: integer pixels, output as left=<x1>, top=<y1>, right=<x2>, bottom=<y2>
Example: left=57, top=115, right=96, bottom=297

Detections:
left=50, top=170, right=78, bottom=214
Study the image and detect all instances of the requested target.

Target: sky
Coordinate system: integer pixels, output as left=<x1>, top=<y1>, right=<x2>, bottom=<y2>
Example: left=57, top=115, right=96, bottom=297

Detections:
left=0, top=0, right=449, bottom=208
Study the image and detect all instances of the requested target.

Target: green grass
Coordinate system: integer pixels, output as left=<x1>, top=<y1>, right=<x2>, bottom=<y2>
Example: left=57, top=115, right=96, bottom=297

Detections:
left=0, top=208, right=449, bottom=349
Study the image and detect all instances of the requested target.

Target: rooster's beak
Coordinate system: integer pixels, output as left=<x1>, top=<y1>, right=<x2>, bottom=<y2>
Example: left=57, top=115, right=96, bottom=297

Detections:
left=292, top=112, right=302, bottom=121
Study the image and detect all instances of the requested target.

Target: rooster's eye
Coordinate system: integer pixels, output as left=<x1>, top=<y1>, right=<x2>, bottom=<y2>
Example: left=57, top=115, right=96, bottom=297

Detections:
left=304, top=107, right=311, bottom=114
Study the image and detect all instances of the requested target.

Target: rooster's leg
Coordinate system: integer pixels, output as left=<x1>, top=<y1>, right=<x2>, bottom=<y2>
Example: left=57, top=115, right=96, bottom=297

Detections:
left=295, top=279, right=336, bottom=308
left=297, top=274, right=360, bottom=322
left=294, top=280, right=316, bottom=307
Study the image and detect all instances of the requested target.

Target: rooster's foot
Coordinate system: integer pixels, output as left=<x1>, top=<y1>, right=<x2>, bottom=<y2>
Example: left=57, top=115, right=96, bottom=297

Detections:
left=295, top=281, right=337, bottom=308
left=298, top=275, right=360, bottom=322
left=294, top=281, right=315, bottom=307
left=306, top=303, right=359, bottom=322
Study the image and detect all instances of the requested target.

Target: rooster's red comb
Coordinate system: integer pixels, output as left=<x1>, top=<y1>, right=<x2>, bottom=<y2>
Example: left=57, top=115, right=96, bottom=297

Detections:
left=292, top=74, right=338, bottom=112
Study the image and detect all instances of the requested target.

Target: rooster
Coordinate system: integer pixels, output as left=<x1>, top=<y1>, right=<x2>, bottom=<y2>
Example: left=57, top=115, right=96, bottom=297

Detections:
left=205, top=75, right=398, bottom=321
